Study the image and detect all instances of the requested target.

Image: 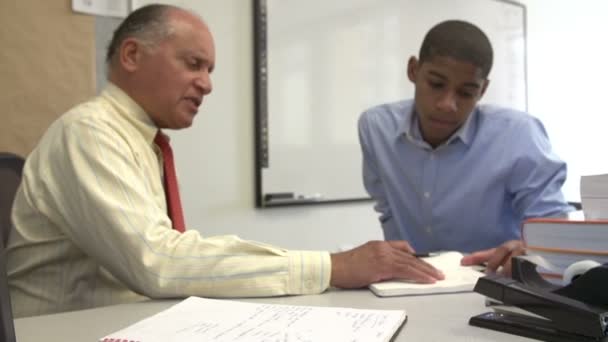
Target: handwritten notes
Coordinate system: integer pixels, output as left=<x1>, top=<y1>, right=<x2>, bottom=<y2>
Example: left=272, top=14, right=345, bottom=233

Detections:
left=100, top=296, right=406, bottom=342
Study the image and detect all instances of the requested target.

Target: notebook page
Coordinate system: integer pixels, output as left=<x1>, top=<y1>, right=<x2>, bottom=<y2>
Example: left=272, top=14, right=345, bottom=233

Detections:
left=369, top=252, right=484, bottom=296
left=100, top=296, right=406, bottom=342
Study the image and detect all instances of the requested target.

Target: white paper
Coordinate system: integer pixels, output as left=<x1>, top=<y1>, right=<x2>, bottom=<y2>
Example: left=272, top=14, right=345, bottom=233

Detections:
left=72, top=0, right=130, bottom=18
left=100, top=296, right=406, bottom=342
left=580, top=174, right=608, bottom=219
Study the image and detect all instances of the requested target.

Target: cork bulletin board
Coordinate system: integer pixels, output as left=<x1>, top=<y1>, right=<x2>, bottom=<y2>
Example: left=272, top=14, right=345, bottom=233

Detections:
left=0, top=0, right=96, bottom=157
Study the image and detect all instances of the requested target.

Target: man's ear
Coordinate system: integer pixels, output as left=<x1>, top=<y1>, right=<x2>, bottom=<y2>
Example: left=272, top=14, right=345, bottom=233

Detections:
left=479, top=79, right=490, bottom=99
left=407, top=56, right=419, bottom=83
left=118, top=38, right=142, bottom=72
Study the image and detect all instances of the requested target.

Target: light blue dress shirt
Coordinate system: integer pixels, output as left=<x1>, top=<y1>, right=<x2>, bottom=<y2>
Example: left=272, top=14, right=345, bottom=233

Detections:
left=358, top=100, right=572, bottom=253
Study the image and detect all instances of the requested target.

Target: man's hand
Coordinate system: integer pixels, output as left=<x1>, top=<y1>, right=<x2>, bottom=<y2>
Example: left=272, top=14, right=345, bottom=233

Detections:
left=329, top=240, right=444, bottom=289
left=460, top=239, right=525, bottom=275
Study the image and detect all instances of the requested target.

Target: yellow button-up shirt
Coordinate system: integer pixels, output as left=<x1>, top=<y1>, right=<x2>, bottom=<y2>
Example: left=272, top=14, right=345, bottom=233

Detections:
left=7, top=83, right=330, bottom=317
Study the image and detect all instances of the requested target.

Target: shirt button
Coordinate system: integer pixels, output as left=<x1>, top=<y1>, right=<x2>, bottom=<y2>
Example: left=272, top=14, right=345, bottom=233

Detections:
left=424, top=192, right=431, bottom=199
left=430, top=154, right=435, bottom=160
left=305, top=279, right=314, bottom=290
left=425, top=226, right=432, bottom=233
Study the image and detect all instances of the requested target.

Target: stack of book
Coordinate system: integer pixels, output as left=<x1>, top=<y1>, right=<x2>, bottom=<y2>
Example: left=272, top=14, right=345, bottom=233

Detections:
left=522, top=218, right=608, bottom=283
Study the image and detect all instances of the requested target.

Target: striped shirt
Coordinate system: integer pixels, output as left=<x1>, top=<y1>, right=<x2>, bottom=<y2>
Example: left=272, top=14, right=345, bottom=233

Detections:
left=7, top=83, right=330, bottom=318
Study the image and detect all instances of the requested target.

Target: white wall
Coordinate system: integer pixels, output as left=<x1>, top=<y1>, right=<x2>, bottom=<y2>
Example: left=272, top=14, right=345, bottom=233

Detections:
left=151, top=0, right=608, bottom=250
left=522, top=0, right=608, bottom=201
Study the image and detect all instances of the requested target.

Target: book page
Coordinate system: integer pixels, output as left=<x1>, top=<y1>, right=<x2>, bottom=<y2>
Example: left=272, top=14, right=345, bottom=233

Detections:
left=369, top=252, right=484, bottom=296
left=100, top=296, right=406, bottom=342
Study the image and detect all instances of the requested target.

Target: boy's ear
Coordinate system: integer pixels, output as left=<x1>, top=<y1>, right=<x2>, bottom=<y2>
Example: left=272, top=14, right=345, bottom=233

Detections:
left=479, top=79, right=490, bottom=99
left=407, top=56, right=419, bottom=82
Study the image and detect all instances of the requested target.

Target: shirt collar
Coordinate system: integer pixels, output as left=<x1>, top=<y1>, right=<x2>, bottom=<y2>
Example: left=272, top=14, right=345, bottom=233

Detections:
left=397, top=105, right=478, bottom=148
left=101, top=82, right=159, bottom=146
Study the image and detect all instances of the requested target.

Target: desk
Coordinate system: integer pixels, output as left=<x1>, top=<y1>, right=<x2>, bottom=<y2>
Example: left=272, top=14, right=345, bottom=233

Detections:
left=15, top=289, right=535, bottom=341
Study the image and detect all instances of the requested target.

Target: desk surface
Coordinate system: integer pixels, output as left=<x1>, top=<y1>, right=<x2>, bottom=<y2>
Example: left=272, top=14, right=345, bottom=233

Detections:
left=15, top=289, right=535, bottom=341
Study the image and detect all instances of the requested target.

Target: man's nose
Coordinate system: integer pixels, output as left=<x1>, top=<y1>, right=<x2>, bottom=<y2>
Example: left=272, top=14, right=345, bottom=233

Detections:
left=194, top=72, right=212, bottom=95
left=436, top=91, right=457, bottom=113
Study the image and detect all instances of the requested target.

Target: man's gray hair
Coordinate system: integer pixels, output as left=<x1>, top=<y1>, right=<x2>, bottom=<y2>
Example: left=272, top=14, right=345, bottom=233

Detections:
left=105, top=4, right=176, bottom=66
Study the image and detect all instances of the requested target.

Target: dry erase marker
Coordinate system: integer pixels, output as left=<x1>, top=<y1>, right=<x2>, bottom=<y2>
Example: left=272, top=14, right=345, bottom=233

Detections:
left=264, top=192, right=294, bottom=201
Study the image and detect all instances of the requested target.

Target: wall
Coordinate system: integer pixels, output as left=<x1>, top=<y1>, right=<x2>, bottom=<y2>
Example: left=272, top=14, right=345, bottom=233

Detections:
left=523, top=0, right=608, bottom=202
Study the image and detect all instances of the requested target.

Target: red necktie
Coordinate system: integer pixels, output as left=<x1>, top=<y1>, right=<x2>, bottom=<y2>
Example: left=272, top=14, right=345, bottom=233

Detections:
left=154, top=131, right=186, bottom=232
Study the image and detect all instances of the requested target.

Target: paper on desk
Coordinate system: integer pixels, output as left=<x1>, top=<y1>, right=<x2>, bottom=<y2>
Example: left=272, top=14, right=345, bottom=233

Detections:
left=71, top=0, right=129, bottom=17
left=580, top=174, right=608, bottom=219
left=100, top=296, right=406, bottom=342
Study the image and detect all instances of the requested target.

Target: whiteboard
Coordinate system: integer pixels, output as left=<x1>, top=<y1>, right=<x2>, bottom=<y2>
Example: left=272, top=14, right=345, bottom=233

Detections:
left=254, top=0, right=527, bottom=207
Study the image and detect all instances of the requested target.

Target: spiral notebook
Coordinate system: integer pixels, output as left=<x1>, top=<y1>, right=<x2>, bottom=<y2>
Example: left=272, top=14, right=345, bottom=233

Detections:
left=100, top=296, right=407, bottom=342
left=369, top=251, right=484, bottom=297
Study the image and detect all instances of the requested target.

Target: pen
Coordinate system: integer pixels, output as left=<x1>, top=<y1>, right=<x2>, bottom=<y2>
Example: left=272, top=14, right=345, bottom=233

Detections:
left=412, top=252, right=439, bottom=258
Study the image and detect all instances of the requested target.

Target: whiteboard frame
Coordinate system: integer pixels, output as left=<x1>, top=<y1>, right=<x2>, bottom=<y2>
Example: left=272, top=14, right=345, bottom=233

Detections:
left=253, top=0, right=528, bottom=208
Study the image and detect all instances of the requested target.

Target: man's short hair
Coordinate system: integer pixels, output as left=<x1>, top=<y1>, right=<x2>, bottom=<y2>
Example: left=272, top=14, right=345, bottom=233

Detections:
left=105, top=4, right=175, bottom=65
left=418, top=20, right=493, bottom=79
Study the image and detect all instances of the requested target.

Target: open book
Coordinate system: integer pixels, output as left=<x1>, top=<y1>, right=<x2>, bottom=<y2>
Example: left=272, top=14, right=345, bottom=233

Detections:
left=369, top=251, right=484, bottom=297
left=100, top=296, right=406, bottom=342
